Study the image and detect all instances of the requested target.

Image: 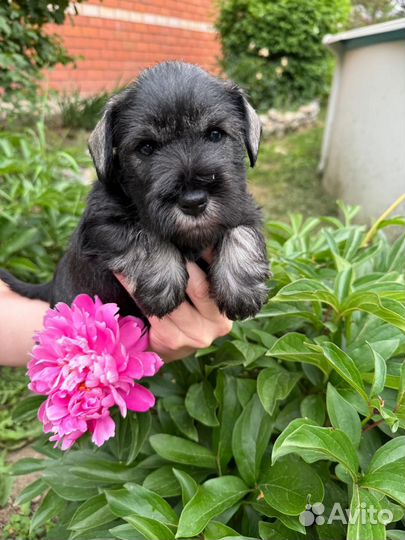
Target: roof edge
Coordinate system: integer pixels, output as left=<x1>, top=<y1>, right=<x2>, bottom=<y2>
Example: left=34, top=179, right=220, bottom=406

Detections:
left=323, top=17, right=405, bottom=46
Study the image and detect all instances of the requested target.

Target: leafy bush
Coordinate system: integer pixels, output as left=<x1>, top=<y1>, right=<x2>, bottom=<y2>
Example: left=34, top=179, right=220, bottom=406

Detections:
left=216, top=0, right=351, bottom=111
left=10, top=204, right=405, bottom=540
left=58, top=90, right=113, bottom=131
left=0, top=1, right=81, bottom=101
left=0, top=122, right=90, bottom=282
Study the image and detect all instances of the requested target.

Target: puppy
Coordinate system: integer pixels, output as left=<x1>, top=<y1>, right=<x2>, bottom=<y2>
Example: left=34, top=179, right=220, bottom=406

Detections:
left=1, top=62, right=269, bottom=320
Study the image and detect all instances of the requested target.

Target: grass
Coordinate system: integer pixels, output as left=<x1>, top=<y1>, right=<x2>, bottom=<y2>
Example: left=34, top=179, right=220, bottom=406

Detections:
left=249, top=122, right=336, bottom=221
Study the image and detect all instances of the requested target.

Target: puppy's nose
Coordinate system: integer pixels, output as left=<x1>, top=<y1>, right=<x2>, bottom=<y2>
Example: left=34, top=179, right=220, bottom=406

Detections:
left=178, top=190, right=208, bottom=216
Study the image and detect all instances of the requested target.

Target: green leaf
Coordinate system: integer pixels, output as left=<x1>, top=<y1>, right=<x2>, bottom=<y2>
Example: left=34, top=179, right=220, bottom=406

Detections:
left=149, top=434, right=217, bottom=469
left=12, top=394, right=45, bottom=422
left=251, top=502, right=306, bottom=534
left=163, top=397, right=198, bottom=442
left=43, top=465, right=98, bottom=501
left=123, top=515, right=175, bottom=540
left=258, top=520, right=305, bottom=540
left=272, top=278, right=339, bottom=310
left=341, top=293, right=405, bottom=332
left=267, top=333, right=329, bottom=375
left=300, top=394, right=325, bottom=425
left=367, top=343, right=387, bottom=398
left=176, top=476, right=248, bottom=538
left=347, top=486, right=386, bottom=540
left=30, top=490, right=65, bottom=535
left=70, top=459, right=144, bottom=485
left=11, top=457, right=46, bottom=475
left=15, top=478, right=47, bottom=505
left=142, top=466, right=181, bottom=498
left=172, top=468, right=198, bottom=506
left=334, top=267, right=353, bottom=303
left=107, top=412, right=152, bottom=465
left=361, top=437, right=405, bottom=505
left=126, top=412, right=152, bottom=465
left=272, top=423, right=359, bottom=481
left=260, top=455, right=324, bottom=516
left=109, top=523, right=147, bottom=539
left=236, top=378, right=256, bottom=407
left=229, top=339, right=268, bottom=366
left=257, top=364, right=301, bottom=415
left=273, top=417, right=317, bottom=455
left=214, top=373, right=242, bottom=471
left=204, top=521, right=239, bottom=539
left=105, top=484, right=178, bottom=526
left=69, top=494, right=116, bottom=531
left=317, top=342, right=368, bottom=401
left=387, top=531, right=405, bottom=540
left=258, top=302, right=321, bottom=326
left=232, top=393, right=273, bottom=486
left=326, top=383, right=361, bottom=448
left=185, top=381, right=219, bottom=427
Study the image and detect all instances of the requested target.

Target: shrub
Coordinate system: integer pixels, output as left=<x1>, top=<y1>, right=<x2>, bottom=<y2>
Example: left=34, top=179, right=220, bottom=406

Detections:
left=216, top=0, right=351, bottom=111
left=58, top=90, right=112, bottom=131
left=10, top=204, right=405, bottom=540
left=0, top=122, right=90, bottom=282
left=0, top=1, right=81, bottom=101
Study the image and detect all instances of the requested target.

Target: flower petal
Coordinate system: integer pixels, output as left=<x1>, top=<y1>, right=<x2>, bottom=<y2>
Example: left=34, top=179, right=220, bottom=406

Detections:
left=91, top=415, right=115, bottom=446
left=124, top=383, right=156, bottom=412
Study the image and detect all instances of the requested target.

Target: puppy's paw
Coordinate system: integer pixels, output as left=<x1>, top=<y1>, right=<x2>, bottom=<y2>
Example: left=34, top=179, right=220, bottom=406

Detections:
left=213, top=279, right=269, bottom=320
left=112, top=237, right=188, bottom=318
left=135, top=265, right=188, bottom=317
left=210, top=225, right=270, bottom=320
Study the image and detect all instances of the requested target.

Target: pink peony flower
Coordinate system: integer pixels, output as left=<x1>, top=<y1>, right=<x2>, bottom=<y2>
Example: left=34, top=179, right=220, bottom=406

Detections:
left=28, top=294, right=163, bottom=450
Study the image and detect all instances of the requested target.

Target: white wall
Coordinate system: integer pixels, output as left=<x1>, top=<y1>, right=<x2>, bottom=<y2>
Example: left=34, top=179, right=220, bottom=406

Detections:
left=321, top=40, right=405, bottom=222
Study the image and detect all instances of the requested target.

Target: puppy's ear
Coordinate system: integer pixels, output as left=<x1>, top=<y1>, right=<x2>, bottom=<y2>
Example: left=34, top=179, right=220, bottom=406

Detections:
left=226, top=83, right=262, bottom=167
left=88, top=96, right=121, bottom=184
left=241, top=97, right=262, bottom=167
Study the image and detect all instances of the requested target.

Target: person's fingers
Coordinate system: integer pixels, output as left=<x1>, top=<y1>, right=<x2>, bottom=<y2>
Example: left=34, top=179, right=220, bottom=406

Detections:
left=148, top=315, right=196, bottom=362
left=165, top=302, right=216, bottom=348
left=185, top=262, right=228, bottom=325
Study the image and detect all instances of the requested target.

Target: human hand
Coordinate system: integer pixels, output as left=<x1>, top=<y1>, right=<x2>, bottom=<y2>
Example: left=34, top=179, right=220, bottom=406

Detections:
left=116, top=261, right=233, bottom=362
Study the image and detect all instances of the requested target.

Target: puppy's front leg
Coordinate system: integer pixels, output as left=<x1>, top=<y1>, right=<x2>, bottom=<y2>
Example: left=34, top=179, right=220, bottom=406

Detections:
left=111, top=232, right=188, bottom=318
left=210, top=226, right=269, bottom=320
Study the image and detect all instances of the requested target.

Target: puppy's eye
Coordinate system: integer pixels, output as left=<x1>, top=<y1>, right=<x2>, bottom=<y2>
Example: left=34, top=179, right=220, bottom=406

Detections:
left=207, top=129, right=223, bottom=143
left=137, top=141, right=157, bottom=156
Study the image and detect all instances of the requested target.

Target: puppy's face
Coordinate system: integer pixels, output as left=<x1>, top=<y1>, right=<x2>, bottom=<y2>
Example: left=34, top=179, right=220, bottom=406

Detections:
left=89, top=62, right=261, bottom=251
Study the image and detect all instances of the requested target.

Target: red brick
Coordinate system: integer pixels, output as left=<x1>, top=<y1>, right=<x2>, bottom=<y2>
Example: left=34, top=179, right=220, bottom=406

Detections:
left=45, top=0, right=221, bottom=95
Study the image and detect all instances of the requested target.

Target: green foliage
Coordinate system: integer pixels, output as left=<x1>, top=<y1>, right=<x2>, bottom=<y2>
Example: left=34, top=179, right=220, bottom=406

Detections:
left=2, top=510, right=47, bottom=540
left=0, top=1, right=81, bottom=101
left=58, top=90, right=113, bottom=131
left=0, top=368, right=42, bottom=450
left=216, top=0, right=351, bottom=110
left=0, top=122, right=90, bottom=282
left=11, top=205, right=405, bottom=539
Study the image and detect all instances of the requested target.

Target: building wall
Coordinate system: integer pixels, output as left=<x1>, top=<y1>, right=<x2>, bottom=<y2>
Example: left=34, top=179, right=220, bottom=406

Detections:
left=46, top=0, right=221, bottom=95
left=321, top=39, right=405, bottom=222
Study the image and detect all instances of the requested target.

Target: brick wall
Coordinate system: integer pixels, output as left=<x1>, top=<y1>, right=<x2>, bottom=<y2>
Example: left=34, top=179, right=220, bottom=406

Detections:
left=46, top=0, right=221, bottom=95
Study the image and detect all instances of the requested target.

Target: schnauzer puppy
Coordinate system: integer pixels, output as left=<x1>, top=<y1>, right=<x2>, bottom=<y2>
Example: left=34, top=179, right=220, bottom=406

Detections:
left=1, top=62, right=269, bottom=320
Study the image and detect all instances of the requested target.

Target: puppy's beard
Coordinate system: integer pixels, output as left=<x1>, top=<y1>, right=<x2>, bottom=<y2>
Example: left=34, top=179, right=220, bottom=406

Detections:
left=166, top=199, right=224, bottom=249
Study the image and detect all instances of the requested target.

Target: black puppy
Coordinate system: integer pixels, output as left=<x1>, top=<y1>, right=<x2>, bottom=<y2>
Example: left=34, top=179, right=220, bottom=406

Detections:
left=1, top=62, right=269, bottom=320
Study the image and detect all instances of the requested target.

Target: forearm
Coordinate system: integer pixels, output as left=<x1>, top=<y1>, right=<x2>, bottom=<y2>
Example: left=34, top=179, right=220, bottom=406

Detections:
left=0, top=280, right=48, bottom=367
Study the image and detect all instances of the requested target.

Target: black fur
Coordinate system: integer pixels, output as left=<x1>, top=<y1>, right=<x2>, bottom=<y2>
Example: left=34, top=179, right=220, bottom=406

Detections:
left=1, top=62, right=269, bottom=320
